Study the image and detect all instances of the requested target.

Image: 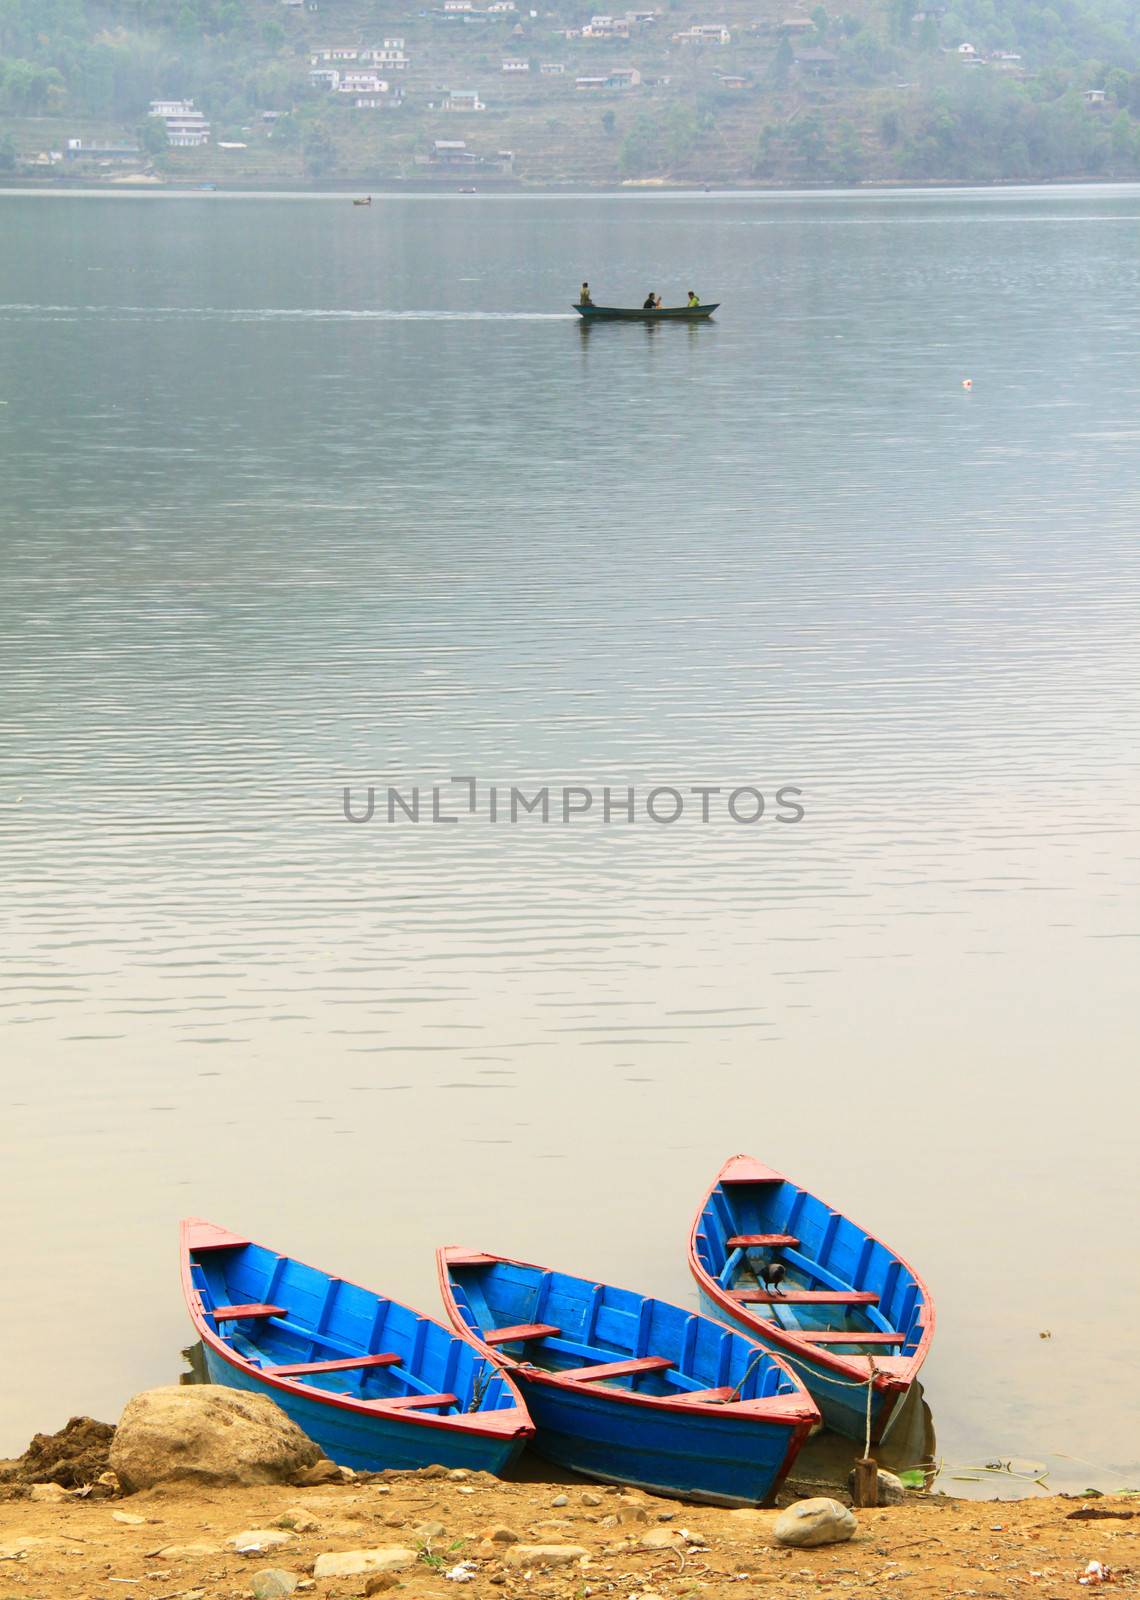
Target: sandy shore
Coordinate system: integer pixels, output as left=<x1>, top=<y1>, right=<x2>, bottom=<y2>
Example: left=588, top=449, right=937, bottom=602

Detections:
left=1, top=1468, right=1134, bottom=1599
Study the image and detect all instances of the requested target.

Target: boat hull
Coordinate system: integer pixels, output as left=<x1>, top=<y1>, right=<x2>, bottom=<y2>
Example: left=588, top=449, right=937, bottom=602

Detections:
left=437, top=1246, right=817, bottom=1506
left=514, top=1368, right=808, bottom=1505
left=688, top=1155, right=934, bottom=1447
left=199, top=1341, right=526, bottom=1475
left=696, top=1291, right=904, bottom=1444
left=181, top=1220, right=533, bottom=1478
left=573, top=304, right=718, bottom=321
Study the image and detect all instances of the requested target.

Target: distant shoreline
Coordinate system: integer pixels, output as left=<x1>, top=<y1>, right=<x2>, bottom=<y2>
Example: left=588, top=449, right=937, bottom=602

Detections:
left=3, top=174, right=1140, bottom=197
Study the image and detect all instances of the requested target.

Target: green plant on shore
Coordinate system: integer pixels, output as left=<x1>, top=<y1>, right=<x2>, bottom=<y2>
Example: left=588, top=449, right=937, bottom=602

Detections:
left=417, top=1537, right=466, bottom=1570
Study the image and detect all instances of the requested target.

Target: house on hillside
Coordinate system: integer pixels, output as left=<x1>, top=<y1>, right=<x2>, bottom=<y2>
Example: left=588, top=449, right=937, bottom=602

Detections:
left=576, top=75, right=609, bottom=90
left=672, top=24, right=731, bottom=43
left=363, top=41, right=411, bottom=70
left=148, top=99, right=211, bottom=146
left=779, top=16, right=816, bottom=32
left=793, top=46, right=837, bottom=76
left=443, top=88, right=486, bottom=110
left=65, top=139, right=141, bottom=162
left=337, top=72, right=394, bottom=98
left=311, top=46, right=359, bottom=61
left=1084, top=88, right=1106, bottom=104
left=540, top=62, right=566, bottom=74
left=309, top=67, right=341, bottom=88
left=607, top=67, right=641, bottom=87
left=433, top=139, right=478, bottom=165
left=502, top=58, right=531, bottom=72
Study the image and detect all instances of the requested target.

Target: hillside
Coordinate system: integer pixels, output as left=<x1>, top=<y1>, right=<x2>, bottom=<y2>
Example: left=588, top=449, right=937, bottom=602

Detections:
left=2, top=0, right=1140, bottom=185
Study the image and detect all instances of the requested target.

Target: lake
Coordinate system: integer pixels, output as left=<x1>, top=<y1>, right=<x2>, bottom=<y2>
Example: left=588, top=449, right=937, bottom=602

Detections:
left=1, top=186, right=1138, bottom=1491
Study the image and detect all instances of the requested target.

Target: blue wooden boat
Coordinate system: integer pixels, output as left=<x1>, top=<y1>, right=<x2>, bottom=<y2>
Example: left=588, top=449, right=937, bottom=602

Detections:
left=181, top=1220, right=533, bottom=1474
left=688, top=1156, right=935, bottom=1445
left=574, top=303, right=719, bottom=322
left=437, top=1246, right=818, bottom=1505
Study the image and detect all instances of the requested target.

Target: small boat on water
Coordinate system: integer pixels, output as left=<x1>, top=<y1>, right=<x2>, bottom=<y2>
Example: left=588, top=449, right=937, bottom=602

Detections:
left=353, top=196, right=372, bottom=206
left=437, top=1246, right=818, bottom=1505
left=181, top=1220, right=533, bottom=1474
left=574, top=302, right=719, bottom=322
left=688, top=1156, right=935, bottom=1445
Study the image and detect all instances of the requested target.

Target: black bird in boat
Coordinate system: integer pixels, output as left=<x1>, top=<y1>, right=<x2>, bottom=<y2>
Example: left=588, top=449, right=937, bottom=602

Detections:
left=760, top=1261, right=787, bottom=1294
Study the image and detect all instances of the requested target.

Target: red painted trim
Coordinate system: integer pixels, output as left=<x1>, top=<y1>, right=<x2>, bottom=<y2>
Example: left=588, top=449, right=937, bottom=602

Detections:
left=685, top=1157, right=936, bottom=1403
left=434, top=1245, right=820, bottom=1450
left=212, top=1302, right=287, bottom=1321
left=185, top=1220, right=251, bottom=1252
left=559, top=1356, right=674, bottom=1383
left=265, top=1353, right=402, bottom=1377
left=484, top=1322, right=562, bottom=1346
left=178, top=1220, right=533, bottom=1443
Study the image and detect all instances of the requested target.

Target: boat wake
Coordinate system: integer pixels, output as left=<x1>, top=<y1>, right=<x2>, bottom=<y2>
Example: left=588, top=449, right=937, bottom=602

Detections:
left=0, top=304, right=576, bottom=322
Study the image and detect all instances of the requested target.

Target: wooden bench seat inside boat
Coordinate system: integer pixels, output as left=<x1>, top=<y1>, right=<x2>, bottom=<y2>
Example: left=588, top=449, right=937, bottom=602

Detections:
left=726, top=1235, right=800, bottom=1249
left=728, top=1289, right=879, bottom=1305
left=484, top=1323, right=561, bottom=1346
left=669, top=1385, right=738, bottom=1405
left=265, top=1353, right=403, bottom=1376
left=797, top=1331, right=904, bottom=1345
left=212, top=1303, right=287, bottom=1321
left=376, top=1392, right=458, bottom=1410
left=559, top=1356, right=674, bottom=1383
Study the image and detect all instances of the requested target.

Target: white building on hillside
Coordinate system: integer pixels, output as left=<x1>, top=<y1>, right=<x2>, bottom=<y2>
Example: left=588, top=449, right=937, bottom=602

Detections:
left=363, top=40, right=410, bottom=70
left=672, top=23, right=730, bottom=42
left=148, top=99, right=211, bottom=146
left=338, top=71, right=389, bottom=93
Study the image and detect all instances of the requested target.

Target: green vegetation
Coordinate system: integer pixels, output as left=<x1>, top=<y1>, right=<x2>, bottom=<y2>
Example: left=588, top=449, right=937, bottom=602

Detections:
left=1, top=0, right=1140, bottom=183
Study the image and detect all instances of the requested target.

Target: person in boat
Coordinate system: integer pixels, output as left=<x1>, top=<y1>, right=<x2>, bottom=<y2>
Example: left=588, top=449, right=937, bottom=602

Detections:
left=579, top=282, right=593, bottom=305
left=687, top=290, right=700, bottom=308
left=642, top=291, right=661, bottom=310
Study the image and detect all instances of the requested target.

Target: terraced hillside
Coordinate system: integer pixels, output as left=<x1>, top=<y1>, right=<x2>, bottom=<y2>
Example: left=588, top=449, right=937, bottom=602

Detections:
left=2, top=0, right=1140, bottom=184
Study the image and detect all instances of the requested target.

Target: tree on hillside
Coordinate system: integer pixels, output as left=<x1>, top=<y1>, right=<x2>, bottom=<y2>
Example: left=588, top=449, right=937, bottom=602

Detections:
left=303, top=123, right=337, bottom=176
left=138, top=113, right=169, bottom=155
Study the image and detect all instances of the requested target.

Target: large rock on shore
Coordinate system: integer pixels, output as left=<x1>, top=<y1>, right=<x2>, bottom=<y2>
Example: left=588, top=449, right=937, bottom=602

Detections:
left=773, top=1497, right=857, bottom=1547
left=110, top=1387, right=323, bottom=1492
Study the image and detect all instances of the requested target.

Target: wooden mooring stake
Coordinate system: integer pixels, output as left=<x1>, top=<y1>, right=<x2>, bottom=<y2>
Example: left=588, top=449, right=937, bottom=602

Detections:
left=852, top=1456, right=879, bottom=1508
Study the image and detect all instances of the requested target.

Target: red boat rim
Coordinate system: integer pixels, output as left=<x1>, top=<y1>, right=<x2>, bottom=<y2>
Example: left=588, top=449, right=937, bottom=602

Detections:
left=180, top=1219, right=532, bottom=1440
left=435, top=1244, right=819, bottom=1427
left=687, top=1157, right=936, bottom=1393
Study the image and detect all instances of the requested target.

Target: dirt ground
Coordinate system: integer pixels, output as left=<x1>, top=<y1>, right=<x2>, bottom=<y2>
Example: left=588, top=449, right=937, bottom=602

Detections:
left=0, top=1467, right=1135, bottom=1600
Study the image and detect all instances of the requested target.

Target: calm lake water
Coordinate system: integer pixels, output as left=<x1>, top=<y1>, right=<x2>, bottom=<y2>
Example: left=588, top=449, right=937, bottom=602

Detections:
left=2, top=188, right=1138, bottom=1491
